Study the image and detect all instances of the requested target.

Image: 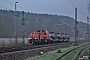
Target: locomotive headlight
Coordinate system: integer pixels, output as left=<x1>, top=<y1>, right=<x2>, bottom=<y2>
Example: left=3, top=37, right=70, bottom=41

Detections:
left=35, top=38, right=37, bottom=39
left=29, top=38, right=32, bottom=39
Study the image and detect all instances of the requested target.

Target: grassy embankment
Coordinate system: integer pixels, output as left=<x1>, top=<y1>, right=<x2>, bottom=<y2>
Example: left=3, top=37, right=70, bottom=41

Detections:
left=82, top=47, right=90, bottom=60
left=64, top=44, right=90, bottom=60
left=26, top=42, right=90, bottom=60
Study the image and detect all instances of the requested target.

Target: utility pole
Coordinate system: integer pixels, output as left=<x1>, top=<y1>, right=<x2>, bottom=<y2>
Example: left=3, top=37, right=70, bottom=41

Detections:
left=22, top=11, right=25, bottom=45
left=39, top=19, right=41, bottom=29
left=45, top=19, right=47, bottom=30
left=87, top=16, right=89, bottom=42
left=75, top=7, right=78, bottom=45
left=15, top=2, right=18, bottom=44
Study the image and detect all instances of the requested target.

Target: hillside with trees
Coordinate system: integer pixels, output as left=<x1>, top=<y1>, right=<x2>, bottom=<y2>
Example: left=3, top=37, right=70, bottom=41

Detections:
left=0, top=9, right=88, bottom=38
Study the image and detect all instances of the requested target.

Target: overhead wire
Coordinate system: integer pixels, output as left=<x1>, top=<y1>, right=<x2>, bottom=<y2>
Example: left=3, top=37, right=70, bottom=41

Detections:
left=68, top=0, right=76, bottom=7
left=68, top=0, right=87, bottom=35
left=2, top=0, right=87, bottom=20
left=0, top=0, right=33, bottom=19
left=3, top=0, right=13, bottom=5
left=0, top=5, right=9, bottom=10
left=3, top=0, right=87, bottom=18
left=68, top=0, right=87, bottom=18
left=1, top=0, right=86, bottom=34
left=3, top=0, right=31, bottom=12
left=0, top=5, right=21, bottom=18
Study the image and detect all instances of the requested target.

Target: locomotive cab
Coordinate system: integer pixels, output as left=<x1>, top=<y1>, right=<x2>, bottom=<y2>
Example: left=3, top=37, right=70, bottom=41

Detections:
left=29, top=30, right=50, bottom=45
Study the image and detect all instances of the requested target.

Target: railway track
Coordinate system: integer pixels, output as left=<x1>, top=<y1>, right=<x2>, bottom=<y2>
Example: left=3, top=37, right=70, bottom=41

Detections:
left=76, top=46, right=90, bottom=60
left=56, top=43, right=89, bottom=60
left=0, top=42, right=70, bottom=54
left=0, top=41, right=86, bottom=60
left=0, top=40, right=86, bottom=54
left=75, top=48, right=86, bottom=60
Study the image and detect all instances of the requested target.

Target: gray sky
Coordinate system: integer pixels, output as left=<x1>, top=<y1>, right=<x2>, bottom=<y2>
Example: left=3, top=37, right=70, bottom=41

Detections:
left=0, top=0, right=89, bottom=22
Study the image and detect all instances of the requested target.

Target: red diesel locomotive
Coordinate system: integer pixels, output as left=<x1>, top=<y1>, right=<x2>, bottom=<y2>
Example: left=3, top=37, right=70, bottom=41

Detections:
left=28, top=30, right=70, bottom=45
left=28, top=30, right=50, bottom=45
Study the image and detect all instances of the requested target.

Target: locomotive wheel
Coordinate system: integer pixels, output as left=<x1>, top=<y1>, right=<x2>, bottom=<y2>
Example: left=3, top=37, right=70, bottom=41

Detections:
left=50, top=40, right=54, bottom=44
left=47, top=40, right=50, bottom=44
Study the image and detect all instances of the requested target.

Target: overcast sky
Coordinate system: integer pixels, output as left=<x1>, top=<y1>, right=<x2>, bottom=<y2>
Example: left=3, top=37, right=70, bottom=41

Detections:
left=0, top=0, right=89, bottom=22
